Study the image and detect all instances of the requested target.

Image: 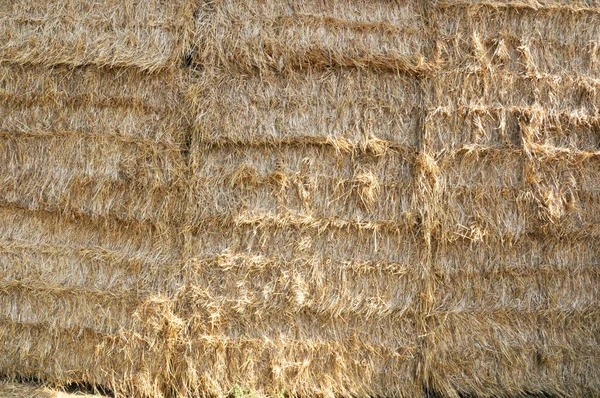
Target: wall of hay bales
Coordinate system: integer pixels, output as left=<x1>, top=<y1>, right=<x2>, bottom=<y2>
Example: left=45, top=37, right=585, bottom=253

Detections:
left=0, top=0, right=599, bottom=397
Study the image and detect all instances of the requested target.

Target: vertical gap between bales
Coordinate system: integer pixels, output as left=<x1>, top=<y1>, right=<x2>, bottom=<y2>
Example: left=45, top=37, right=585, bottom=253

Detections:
left=413, top=1, right=442, bottom=395
left=180, top=5, right=200, bottom=168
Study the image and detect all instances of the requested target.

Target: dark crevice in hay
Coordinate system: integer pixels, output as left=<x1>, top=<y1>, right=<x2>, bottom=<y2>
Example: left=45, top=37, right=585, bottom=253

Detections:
left=182, top=48, right=195, bottom=68
left=412, top=0, right=443, bottom=392
left=63, top=381, right=115, bottom=397
left=179, top=2, right=205, bottom=166
left=182, top=127, right=193, bottom=162
left=424, top=386, right=447, bottom=398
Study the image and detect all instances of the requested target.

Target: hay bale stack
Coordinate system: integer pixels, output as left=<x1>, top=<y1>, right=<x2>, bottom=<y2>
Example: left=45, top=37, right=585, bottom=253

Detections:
left=0, top=1, right=195, bottom=396
left=422, top=2, right=600, bottom=397
left=0, top=0, right=599, bottom=397
left=181, top=2, right=431, bottom=395
left=182, top=75, right=424, bottom=395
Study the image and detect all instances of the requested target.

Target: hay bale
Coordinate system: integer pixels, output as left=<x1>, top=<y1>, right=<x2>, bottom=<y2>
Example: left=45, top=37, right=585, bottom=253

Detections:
left=427, top=238, right=600, bottom=398
left=0, top=206, right=184, bottom=397
left=195, top=0, right=433, bottom=73
left=0, top=0, right=196, bottom=71
left=189, top=68, right=421, bottom=146
left=186, top=144, right=415, bottom=226
left=0, top=64, right=189, bottom=228
left=432, top=0, right=600, bottom=76
left=419, top=2, right=600, bottom=396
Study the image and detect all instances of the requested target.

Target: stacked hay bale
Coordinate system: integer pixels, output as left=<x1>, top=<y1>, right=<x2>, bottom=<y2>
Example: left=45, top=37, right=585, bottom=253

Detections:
left=423, top=2, right=600, bottom=397
left=0, top=1, right=195, bottom=396
left=0, top=0, right=599, bottom=397
left=181, top=1, right=432, bottom=396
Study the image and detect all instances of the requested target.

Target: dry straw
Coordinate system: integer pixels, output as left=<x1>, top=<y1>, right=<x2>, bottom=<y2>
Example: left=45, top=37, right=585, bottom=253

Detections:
left=0, top=64, right=191, bottom=230
left=0, top=0, right=196, bottom=72
left=0, top=0, right=599, bottom=397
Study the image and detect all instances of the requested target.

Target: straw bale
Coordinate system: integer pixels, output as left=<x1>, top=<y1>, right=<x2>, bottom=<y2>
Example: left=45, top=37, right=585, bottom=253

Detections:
left=0, top=313, right=182, bottom=398
left=0, top=237, right=184, bottom=295
left=432, top=1, right=600, bottom=77
left=174, top=244, right=424, bottom=396
left=422, top=69, right=600, bottom=152
left=0, top=64, right=189, bottom=142
left=0, top=205, right=183, bottom=294
left=0, top=0, right=196, bottom=71
left=171, top=332, right=421, bottom=398
left=187, top=144, right=415, bottom=224
left=180, top=252, right=418, bottom=321
left=426, top=237, right=600, bottom=397
left=0, top=64, right=189, bottom=228
left=194, top=0, right=432, bottom=73
left=189, top=68, right=421, bottom=146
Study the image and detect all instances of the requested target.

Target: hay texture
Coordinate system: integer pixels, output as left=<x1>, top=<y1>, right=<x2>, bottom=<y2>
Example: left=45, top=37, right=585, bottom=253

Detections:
left=0, top=380, right=108, bottom=397
left=0, top=0, right=195, bottom=71
left=0, top=380, right=107, bottom=398
left=0, top=0, right=599, bottom=397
